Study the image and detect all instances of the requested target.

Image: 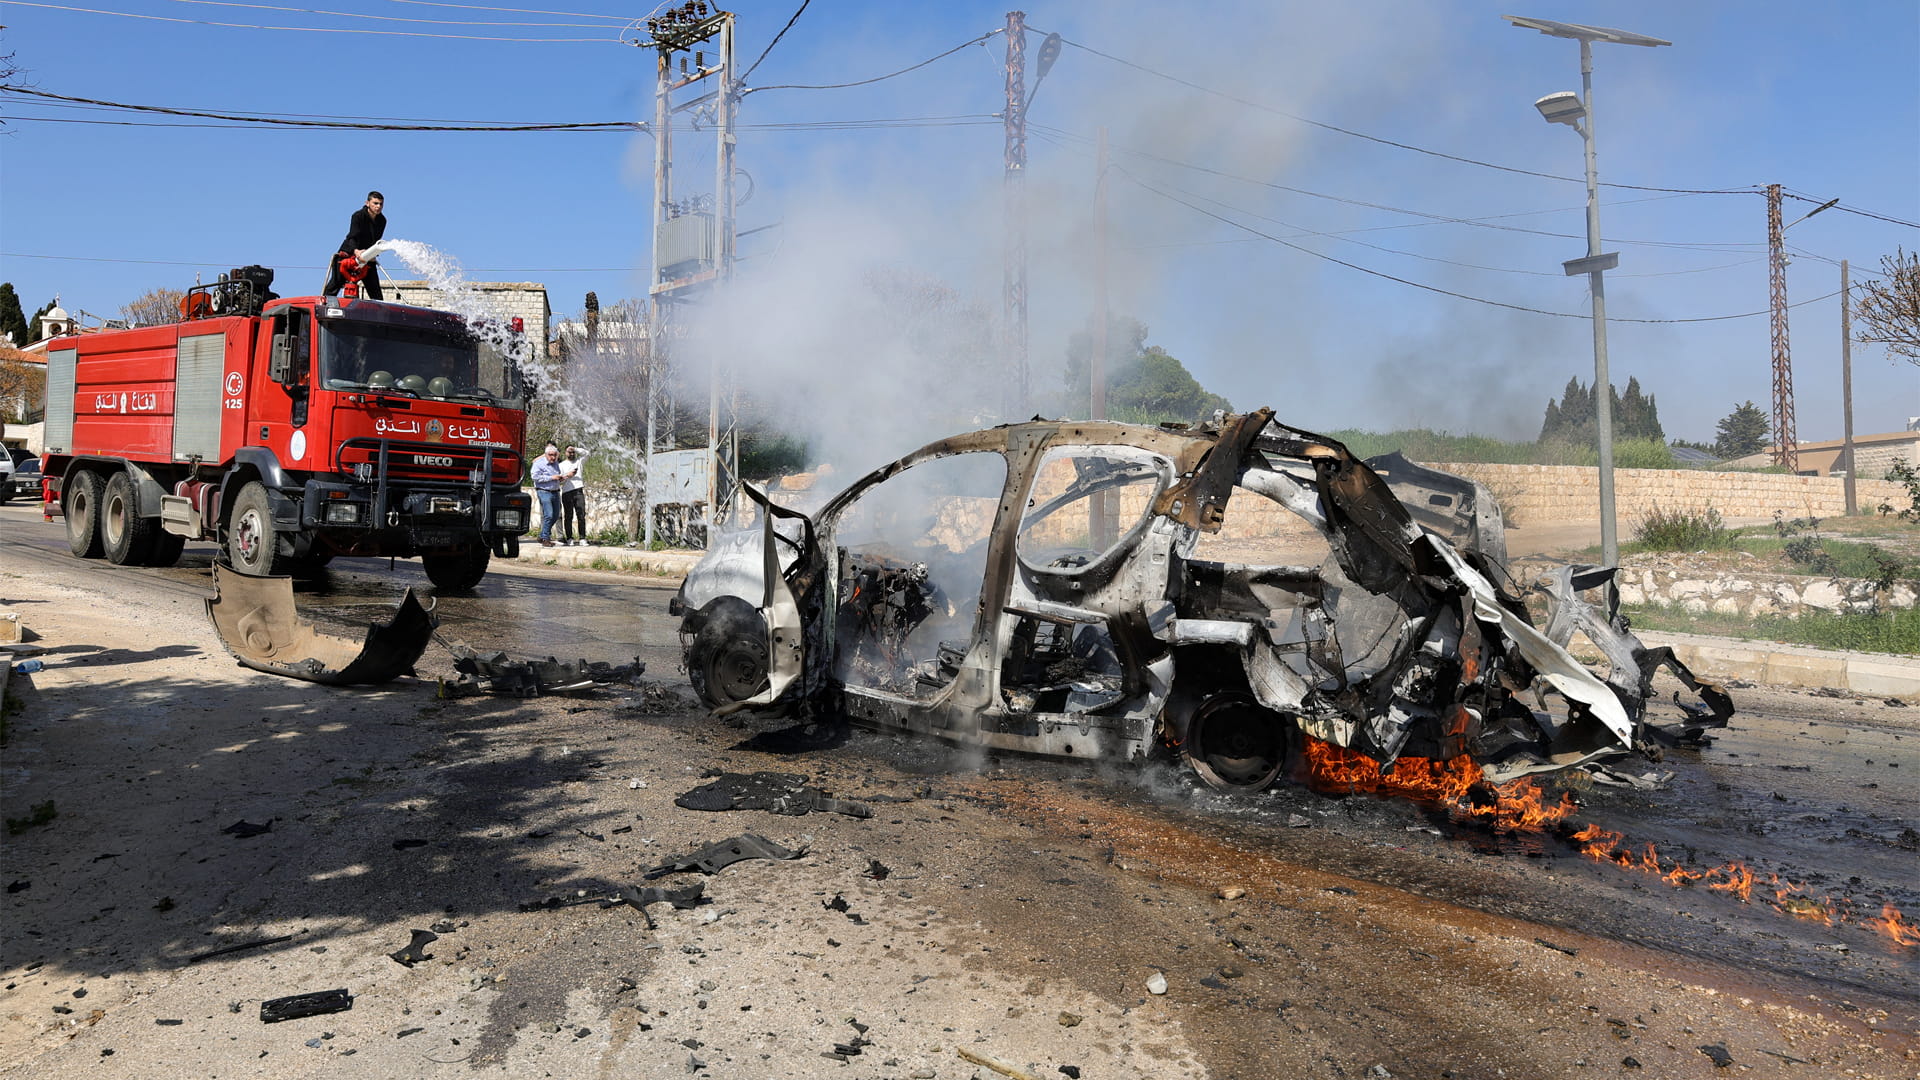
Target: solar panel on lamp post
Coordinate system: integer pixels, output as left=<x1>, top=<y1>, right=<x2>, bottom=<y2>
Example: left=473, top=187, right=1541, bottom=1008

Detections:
left=1505, top=15, right=1670, bottom=570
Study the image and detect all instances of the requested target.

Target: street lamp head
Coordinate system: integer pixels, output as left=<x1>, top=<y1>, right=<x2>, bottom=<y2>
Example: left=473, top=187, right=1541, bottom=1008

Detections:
left=1534, top=90, right=1586, bottom=126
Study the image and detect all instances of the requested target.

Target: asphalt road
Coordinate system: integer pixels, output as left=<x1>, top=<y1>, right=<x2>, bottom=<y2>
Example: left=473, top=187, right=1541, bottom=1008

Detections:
left=3, top=500, right=1916, bottom=1078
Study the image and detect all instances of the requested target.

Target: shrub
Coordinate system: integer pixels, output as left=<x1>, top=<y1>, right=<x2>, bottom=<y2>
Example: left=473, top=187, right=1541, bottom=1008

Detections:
left=1633, top=504, right=1730, bottom=551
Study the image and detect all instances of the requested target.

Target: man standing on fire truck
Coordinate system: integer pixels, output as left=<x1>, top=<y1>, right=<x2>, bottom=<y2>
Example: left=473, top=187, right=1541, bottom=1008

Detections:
left=323, top=191, right=387, bottom=300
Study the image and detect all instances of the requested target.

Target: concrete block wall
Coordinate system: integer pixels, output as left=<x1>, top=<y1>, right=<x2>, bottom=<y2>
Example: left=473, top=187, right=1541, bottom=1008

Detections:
left=1426, top=463, right=1910, bottom=525
left=383, top=281, right=551, bottom=358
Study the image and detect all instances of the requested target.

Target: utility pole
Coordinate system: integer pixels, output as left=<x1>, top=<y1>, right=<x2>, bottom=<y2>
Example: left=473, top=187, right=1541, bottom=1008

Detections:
left=1089, top=125, right=1113, bottom=547
left=1842, top=258, right=1856, bottom=514
left=1092, top=126, right=1108, bottom=424
left=1767, top=183, right=1798, bottom=473
left=1002, top=10, right=1028, bottom=420
left=642, top=3, right=738, bottom=546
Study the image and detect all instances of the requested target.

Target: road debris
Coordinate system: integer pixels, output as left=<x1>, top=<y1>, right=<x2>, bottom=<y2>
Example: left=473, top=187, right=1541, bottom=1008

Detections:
left=437, top=642, right=643, bottom=697
left=221, top=819, right=272, bottom=838
left=1146, top=971, right=1168, bottom=995
left=187, top=934, right=294, bottom=964
left=388, top=929, right=438, bottom=967
left=673, top=771, right=872, bottom=818
left=1697, top=1043, right=1734, bottom=1068
left=207, top=563, right=433, bottom=685
left=956, top=1046, right=1043, bottom=1080
left=643, top=834, right=805, bottom=878
left=259, top=989, right=353, bottom=1023
left=518, top=882, right=705, bottom=928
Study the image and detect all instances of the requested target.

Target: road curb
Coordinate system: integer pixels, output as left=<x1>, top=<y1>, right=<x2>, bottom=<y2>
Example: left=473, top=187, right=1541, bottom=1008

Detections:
left=507, top=542, right=701, bottom=579
left=1636, top=629, right=1920, bottom=701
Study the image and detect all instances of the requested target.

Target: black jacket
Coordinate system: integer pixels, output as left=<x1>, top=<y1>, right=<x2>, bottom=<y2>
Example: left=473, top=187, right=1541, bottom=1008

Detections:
left=337, top=207, right=386, bottom=255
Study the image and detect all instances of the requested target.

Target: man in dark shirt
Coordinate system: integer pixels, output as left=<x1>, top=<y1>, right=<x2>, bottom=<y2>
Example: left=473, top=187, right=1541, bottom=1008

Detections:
left=322, top=191, right=387, bottom=300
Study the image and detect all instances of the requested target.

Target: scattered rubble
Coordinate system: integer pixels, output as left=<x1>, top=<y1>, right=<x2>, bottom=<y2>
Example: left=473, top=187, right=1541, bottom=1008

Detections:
left=673, top=771, right=872, bottom=818
left=643, top=834, right=805, bottom=878
left=259, top=989, right=353, bottom=1023
left=388, top=929, right=437, bottom=967
left=438, top=642, right=643, bottom=697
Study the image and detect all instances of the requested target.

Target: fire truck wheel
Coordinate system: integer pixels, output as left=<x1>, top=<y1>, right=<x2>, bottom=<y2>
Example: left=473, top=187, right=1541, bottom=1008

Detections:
left=687, top=605, right=770, bottom=708
left=64, top=470, right=106, bottom=559
left=422, top=546, right=491, bottom=592
left=146, top=531, right=186, bottom=569
left=1181, top=692, right=1294, bottom=793
left=227, top=482, right=288, bottom=577
left=103, top=471, right=162, bottom=566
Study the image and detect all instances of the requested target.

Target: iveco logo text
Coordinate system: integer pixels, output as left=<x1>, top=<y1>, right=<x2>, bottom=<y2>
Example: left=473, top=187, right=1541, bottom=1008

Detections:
left=412, top=454, right=457, bottom=468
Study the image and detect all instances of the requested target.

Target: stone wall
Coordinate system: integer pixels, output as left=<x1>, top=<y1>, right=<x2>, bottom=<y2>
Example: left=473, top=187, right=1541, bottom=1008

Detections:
left=1613, top=557, right=1916, bottom=618
left=384, top=281, right=551, bottom=356
left=1428, top=463, right=1910, bottom=525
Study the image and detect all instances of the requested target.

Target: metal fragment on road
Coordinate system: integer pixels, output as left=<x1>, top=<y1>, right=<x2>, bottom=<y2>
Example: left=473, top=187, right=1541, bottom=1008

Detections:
left=438, top=642, right=643, bottom=698
left=388, top=929, right=438, bottom=967
left=259, top=988, right=353, bottom=1023
left=643, top=834, right=805, bottom=879
left=206, top=563, right=434, bottom=686
left=674, top=771, right=871, bottom=818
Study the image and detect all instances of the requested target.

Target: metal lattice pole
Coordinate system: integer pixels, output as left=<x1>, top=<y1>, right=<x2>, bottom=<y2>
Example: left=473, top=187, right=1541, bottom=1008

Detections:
left=1768, top=183, right=1798, bottom=472
left=1002, top=10, right=1028, bottom=420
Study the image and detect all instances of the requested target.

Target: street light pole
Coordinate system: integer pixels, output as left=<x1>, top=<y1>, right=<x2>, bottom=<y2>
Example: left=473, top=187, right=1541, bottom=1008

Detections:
left=1577, top=37, right=1618, bottom=568
left=1507, top=15, right=1670, bottom=570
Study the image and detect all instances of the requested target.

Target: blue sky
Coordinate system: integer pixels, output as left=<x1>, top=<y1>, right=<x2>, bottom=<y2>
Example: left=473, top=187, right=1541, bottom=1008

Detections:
left=2, top=0, right=1916, bottom=450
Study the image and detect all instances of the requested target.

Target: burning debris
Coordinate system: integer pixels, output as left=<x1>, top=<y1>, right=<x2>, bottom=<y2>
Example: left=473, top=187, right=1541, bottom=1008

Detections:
left=674, top=411, right=1735, bottom=795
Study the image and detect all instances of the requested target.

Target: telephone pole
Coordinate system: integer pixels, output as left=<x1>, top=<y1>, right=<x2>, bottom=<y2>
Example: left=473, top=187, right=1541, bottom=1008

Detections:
left=642, top=3, right=738, bottom=545
left=1767, top=183, right=1798, bottom=472
left=1841, top=258, right=1856, bottom=514
left=1002, top=10, right=1029, bottom=419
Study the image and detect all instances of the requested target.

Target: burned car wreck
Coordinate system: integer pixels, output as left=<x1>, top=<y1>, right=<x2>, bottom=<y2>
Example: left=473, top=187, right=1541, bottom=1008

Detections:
left=671, top=410, right=1730, bottom=791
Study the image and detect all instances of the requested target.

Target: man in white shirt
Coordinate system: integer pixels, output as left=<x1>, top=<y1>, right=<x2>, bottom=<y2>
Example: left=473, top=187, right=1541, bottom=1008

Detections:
left=559, top=445, right=590, bottom=546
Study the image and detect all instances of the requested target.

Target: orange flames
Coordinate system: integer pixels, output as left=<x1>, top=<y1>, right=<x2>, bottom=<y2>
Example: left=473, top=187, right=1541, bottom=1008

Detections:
left=1297, top=738, right=1914, bottom=950
left=1867, top=904, right=1920, bottom=947
left=1571, top=824, right=1916, bottom=946
left=1302, top=739, right=1576, bottom=832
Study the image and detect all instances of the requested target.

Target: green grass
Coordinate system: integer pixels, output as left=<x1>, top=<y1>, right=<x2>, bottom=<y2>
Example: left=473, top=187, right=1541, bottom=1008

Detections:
left=1625, top=602, right=1920, bottom=655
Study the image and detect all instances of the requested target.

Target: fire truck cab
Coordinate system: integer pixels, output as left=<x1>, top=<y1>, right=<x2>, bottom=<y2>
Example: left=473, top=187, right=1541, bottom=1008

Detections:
left=41, top=269, right=532, bottom=591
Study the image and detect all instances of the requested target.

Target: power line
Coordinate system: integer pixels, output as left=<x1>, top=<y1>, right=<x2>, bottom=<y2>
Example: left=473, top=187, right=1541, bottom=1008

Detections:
left=0, top=88, right=993, bottom=134
left=158, top=0, right=611, bottom=28
left=738, top=0, right=809, bottom=87
left=1044, top=33, right=1756, bottom=197
left=1118, top=169, right=1835, bottom=324
left=4, top=1, right=611, bottom=40
left=1032, top=122, right=1767, bottom=256
left=743, top=30, right=1000, bottom=94
left=1782, top=189, right=1919, bottom=230
left=387, top=0, right=628, bottom=18
left=0, top=86, right=639, bottom=130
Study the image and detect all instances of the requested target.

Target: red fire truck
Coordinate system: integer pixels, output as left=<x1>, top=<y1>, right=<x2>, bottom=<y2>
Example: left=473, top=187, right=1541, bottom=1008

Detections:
left=40, top=267, right=532, bottom=591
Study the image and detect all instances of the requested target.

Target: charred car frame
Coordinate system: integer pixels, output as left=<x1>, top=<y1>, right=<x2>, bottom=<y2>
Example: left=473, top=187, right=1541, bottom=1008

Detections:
left=672, top=410, right=1730, bottom=791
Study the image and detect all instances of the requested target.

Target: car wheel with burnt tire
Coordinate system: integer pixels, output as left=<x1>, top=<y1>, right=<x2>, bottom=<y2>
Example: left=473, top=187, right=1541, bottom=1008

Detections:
left=686, top=603, right=771, bottom=708
left=1181, top=692, right=1296, bottom=793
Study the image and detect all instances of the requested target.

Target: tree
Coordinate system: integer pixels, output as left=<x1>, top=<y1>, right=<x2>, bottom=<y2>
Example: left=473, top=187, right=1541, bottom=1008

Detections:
left=1855, top=248, right=1920, bottom=365
left=1539, top=375, right=1663, bottom=444
left=0, top=347, right=46, bottom=423
left=1713, top=400, right=1769, bottom=458
left=120, top=287, right=185, bottom=327
left=0, top=284, right=27, bottom=346
left=26, top=299, right=54, bottom=343
left=1062, top=316, right=1231, bottom=424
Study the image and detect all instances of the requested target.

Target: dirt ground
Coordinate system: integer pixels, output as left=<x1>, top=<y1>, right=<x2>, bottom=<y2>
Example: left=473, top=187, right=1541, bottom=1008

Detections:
left=3, top=559, right=1918, bottom=1079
